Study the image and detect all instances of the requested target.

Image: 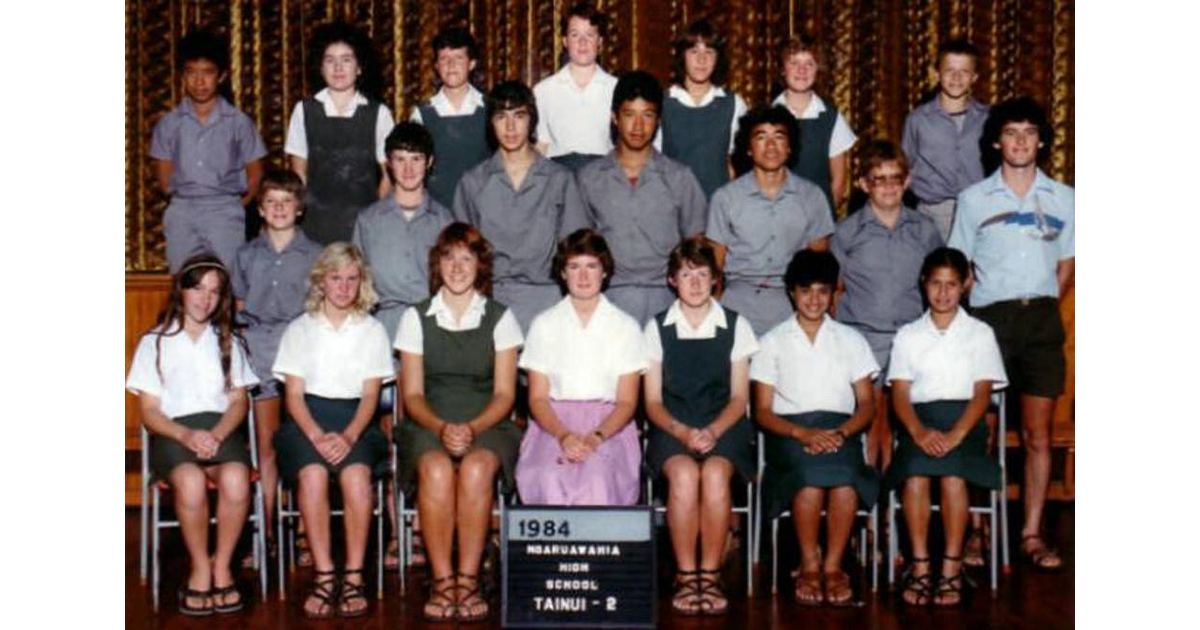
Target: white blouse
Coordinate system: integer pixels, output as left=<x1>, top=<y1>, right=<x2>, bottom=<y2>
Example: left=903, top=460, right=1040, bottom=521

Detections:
left=126, top=325, right=259, bottom=418
left=887, top=308, right=1008, bottom=403
left=519, top=295, right=647, bottom=400
left=642, top=298, right=759, bottom=364
left=394, top=291, right=524, bottom=354
left=750, top=315, right=879, bottom=415
left=272, top=311, right=395, bottom=399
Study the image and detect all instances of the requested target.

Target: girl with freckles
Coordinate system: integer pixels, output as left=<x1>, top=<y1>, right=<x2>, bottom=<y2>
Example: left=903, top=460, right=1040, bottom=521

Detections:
left=271, top=242, right=392, bottom=619
left=515, top=229, right=647, bottom=506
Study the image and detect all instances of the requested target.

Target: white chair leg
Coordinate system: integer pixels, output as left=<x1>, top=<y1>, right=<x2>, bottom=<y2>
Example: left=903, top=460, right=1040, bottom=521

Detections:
left=140, top=471, right=150, bottom=583
left=151, top=485, right=161, bottom=612
left=770, top=517, right=779, bottom=595
left=887, top=491, right=897, bottom=588
left=989, top=491, right=999, bottom=592
left=255, top=480, right=268, bottom=600
left=871, top=506, right=879, bottom=593
left=277, top=485, right=288, bottom=601
left=376, top=480, right=384, bottom=601
left=745, top=481, right=754, bottom=597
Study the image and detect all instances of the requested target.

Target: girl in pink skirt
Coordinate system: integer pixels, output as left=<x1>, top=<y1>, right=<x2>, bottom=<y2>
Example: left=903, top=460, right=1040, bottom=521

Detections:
left=515, top=229, right=647, bottom=505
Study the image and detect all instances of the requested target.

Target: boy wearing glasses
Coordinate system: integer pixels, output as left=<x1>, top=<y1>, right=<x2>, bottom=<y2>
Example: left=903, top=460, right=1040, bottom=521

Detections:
left=831, top=140, right=942, bottom=467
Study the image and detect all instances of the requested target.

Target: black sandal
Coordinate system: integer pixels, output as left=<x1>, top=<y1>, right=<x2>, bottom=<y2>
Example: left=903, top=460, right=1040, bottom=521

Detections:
left=424, top=574, right=459, bottom=622
left=899, top=557, right=934, bottom=606
left=337, top=568, right=370, bottom=618
left=695, top=569, right=728, bottom=616
left=671, top=570, right=702, bottom=616
left=933, top=555, right=973, bottom=607
left=211, top=582, right=244, bottom=614
left=177, top=585, right=212, bottom=617
left=302, top=569, right=338, bottom=619
left=455, top=572, right=490, bottom=622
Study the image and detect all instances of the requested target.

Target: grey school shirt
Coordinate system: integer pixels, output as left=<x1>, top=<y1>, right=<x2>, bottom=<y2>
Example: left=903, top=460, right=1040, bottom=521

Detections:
left=706, top=171, right=834, bottom=287
left=576, top=151, right=708, bottom=287
left=831, top=204, right=943, bottom=337
left=901, top=98, right=989, bottom=204
left=232, top=231, right=323, bottom=325
left=150, top=97, right=267, bottom=198
left=352, top=195, right=453, bottom=339
left=452, top=151, right=591, bottom=285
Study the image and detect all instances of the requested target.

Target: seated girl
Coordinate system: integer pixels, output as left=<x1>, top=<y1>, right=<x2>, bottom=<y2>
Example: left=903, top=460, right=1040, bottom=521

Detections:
left=643, top=236, right=758, bottom=616
left=395, top=223, right=525, bottom=622
left=271, top=242, right=393, bottom=618
left=885, top=247, right=1007, bottom=607
left=751, top=249, right=880, bottom=607
left=515, top=228, right=646, bottom=506
left=126, top=253, right=258, bottom=616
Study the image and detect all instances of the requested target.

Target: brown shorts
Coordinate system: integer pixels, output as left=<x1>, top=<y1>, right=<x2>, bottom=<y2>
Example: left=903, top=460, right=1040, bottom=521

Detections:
left=973, top=298, right=1066, bottom=398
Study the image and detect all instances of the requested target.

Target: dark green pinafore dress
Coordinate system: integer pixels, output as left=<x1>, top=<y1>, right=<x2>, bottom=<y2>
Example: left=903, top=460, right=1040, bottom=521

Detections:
left=301, top=97, right=381, bottom=244
left=418, top=104, right=490, bottom=209
left=395, top=298, right=523, bottom=494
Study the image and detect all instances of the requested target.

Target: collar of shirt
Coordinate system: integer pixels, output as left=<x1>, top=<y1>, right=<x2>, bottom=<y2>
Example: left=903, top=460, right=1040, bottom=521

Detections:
left=782, top=313, right=833, bottom=346
left=983, top=167, right=1056, bottom=199
left=179, top=96, right=236, bottom=122
left=554, top=293, right=620, bottom=329
left=923, top=96, right=987, bottom=121
left=597, top=149, right=669, bottom=180
left=430, top=85, right=485, bottom=116
left=552, top=63, right=616, bottom=91
left=662, top=298, right=728, bottom=337
left=254, top=230, right=316, bottom=256
left=668, top=84, right=727, bottom=108
left=772, top=92, right=827, bottom=119
left=382, top=195, right=433, bottom=220
left=741, top=169, right=802, bottom=200
left=916, top=307, right=968, bottom=338
left=314, top=87, right=369, bottom=117
left=482, top=149, right=550, bottom=181
left=314, top=310, right=367, bottom=333
left=860, top=203, right=921, bottom=230
left=423, top=290, right=488, bottom=329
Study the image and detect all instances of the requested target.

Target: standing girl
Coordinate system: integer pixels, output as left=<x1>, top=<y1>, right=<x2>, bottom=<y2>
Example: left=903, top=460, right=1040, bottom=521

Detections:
left=643, top=236, right=758, bottom=616
left=271, top=243, right=393, bottom=618
left=286, top=22, right=395, bottom=244
left=515, top=229, right=646, bottom=505
left=886, top=247, right=1007, bottom=606
left=126, top=253, right=258, bottom=615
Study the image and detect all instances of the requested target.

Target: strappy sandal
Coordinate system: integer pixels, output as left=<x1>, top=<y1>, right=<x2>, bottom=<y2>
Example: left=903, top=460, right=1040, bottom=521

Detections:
left=455, top=572, right=490, bottom=622
left=794, top=570, right=824, bottom=607
left=964, top=526, right=987, bottom=568
left=302, top=569, right=338, bottom=619
left=823, top=569, right=855, bottom=607
left=337, top=568, right=370, bottom=618
left=899, top=557, right=934, bottom=606
left=211, top=582, right=244, bottom=614
left=424, top=574, right=459, bottom=622
left=695, top=569, right=729, bottom=615
left=671, top=570, right=702, bottom=616
left=177, top=585, right=212, bottom=617
left=933, top=555, right=973, bottom=607
left=1021, top=534, right=1064, bottom=572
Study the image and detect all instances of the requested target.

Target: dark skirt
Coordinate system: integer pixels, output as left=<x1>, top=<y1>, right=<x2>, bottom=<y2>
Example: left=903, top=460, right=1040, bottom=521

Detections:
left=761, top=411, right=880, bottom=519
left=274, top=395, right=388, bottom=484
left=149, top=412, right=252, bottom=480
left=646, top=417, right=755, bottom=483
left=395, top=418, right=523, bottom=496
left=884, top=400, right=1001, bottom=490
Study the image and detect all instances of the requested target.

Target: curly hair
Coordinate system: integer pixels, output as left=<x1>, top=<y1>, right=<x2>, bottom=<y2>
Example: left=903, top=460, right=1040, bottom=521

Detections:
left=428, top=222, right=495, bottom=297
left=980, top=96, right=1054, bottom=173
left=304, top=242, right=379, bottom=317
left=731, top=105, right=800, bottom=176
left=308, top=21, right=381, bottom=99
left=149, top=253, right=244, bottom=390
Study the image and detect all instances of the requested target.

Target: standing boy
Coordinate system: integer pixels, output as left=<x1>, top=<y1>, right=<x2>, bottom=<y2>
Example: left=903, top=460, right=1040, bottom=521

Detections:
left=707, top=106, right=834, bottom=335
left=772, top=34, right=856, bottom=214
left=948, top=97, right=1073, bottom=571
left=410, top=27, right=490, bottom=209
left=232, top=169, right=323, bottom=541
left=902, top=39, right=989, bottom=241
left=151, top=29, right=267, bottom=272
left=453, top=81, right=591, bottom=332
left=532, top=2, right=618, bottom=171
left=576, top=71, right=708, bottom=324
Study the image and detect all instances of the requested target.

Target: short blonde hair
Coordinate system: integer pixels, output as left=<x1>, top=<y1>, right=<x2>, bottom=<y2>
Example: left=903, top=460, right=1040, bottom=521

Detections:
left=305, top=242, right=379, bottom=316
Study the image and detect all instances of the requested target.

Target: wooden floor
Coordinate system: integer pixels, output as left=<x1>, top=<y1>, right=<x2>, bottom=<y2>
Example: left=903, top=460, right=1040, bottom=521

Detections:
left=125, top=503, right=1074, bottom=629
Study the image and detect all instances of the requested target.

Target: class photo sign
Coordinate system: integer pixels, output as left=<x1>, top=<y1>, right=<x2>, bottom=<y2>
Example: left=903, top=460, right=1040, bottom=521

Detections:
left=502, top=506, right=656, bottom=628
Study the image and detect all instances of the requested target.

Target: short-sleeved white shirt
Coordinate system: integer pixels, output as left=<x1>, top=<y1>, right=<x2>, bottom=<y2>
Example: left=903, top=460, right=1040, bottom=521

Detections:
left=653, top=86, right=748, bottom=154
left=409, top=85, right=486, bottom=124
left=285, top=88, right=396, bottom=163
left=771, top=92, right=857, bottom=158
left=126, top=325, right=259, bottom=418
left=887, top=308, right=1008, bottom=403
left=750, top=315, right=879, bottom=415
left=272, top=311, right=395, bottom=399
left=643, top=298, right=759, bottom=364
left=519, top=295, right=647, bottom=400
left=394, top=291, right=524, bottom=353
left=532, top=64, right=618, bottom=158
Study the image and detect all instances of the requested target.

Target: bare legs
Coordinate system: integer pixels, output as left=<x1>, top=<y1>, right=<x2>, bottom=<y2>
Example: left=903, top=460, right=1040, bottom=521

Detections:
left=792, top=486, right=858, bottom=603
left=295, top=463, right=374, bottom=616
left=1019, top=394, right=1061, bottom=568
left=901, top=475, right=969, bottom=605
left=169, top=462, right=250, bottom=609
left=662, top=456, right=734, bottom=612
left=253, top=397, right=281, bottom=541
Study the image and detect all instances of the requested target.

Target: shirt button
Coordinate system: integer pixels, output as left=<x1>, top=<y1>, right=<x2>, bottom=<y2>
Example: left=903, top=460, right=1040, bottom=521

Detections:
left=275, top=259, right=282, bottom=266
left=272, top=280, right=278, bottom=286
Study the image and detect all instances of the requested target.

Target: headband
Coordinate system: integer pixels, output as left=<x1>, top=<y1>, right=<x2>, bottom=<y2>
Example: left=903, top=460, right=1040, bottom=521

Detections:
left=178, top=260, right=227, bottom=277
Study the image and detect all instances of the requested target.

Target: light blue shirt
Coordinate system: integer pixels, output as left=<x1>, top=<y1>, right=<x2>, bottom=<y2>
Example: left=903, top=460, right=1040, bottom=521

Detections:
left=948, top=168, right=1075, bottom=307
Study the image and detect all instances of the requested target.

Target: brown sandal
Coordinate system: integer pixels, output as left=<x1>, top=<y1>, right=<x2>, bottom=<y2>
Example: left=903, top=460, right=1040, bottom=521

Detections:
left=455, top=573, right=490, bottom=622
left=823, top=569, right=854, bottom=607
left=337, top=568, right=370, bottom=618
left=424, top=574, right=458, bottom=622
left=794, top=570, right=824, bottom=606
left=671, top=570, right=702, bottom=616
left=302, top=569, right=338, bottom=619
left=1021, top=534, right=1064, bottom=572
left=695, top=569, right=728, bottom=615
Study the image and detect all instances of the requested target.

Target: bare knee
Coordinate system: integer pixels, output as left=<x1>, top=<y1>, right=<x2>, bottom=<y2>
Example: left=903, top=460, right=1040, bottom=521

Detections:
left=458, top=452, right=498, bottom=497
left=297, top=465, right=329, bottom=503
left=170, top=465, right=208, bottom=509
left=664, top=458, right=700, bottom=503
left=339, top=465, right=373, bottom=503
left=418, top=453, right=455, bottom=493
left=700, top=459, right=733, bottom=502
left=216, top=463, right=250, bottom=504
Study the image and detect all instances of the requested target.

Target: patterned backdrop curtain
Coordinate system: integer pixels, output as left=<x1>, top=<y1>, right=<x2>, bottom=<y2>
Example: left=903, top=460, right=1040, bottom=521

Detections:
left=125, top=0, right=1074, bottom=271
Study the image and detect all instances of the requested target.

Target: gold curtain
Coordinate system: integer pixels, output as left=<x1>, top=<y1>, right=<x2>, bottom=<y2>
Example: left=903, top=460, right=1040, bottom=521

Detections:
left=126, top=0, right=1074, bottom=271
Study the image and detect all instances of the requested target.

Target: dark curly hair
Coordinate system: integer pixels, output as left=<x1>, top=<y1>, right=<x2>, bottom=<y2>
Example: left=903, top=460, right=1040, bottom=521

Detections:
left=980, top=96, right=1054, bottom=173
left=308, top=21, right=381, bottom=99
left=731, top=105, right=800, bottom=176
